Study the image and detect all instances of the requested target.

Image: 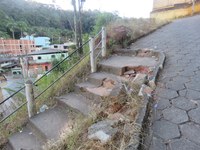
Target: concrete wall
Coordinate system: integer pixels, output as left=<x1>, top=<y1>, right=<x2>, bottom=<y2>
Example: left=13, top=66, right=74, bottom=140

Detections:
left=153, top=0, right=191, bottom=10
left=151, top=1, right=200, bottom=20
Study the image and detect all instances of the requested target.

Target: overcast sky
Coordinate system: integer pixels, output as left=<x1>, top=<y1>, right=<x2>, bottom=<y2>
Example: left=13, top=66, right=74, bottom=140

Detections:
left=32, top=0, right=153, bottom=18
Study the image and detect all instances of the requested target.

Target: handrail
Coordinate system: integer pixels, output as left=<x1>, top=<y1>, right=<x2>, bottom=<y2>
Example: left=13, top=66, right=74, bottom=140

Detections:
left=0, top=27, right=106, bottom=124
left=0, top=39, right=91, bottom=106
left=0, top=86, right=25, bottom=105
left=0, top=101, right=27, bottom=123
left=34, top=51, right=91, bottom=100
left=33, top=39, right=90, bottom=85
left=0, top=51, right=91, bottom=123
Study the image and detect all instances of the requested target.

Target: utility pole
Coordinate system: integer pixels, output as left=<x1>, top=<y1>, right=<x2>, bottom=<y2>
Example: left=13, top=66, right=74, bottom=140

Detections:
left=72, top=0, right=78, bottom=49
left=71, top=0, right=85, bottom=55
left=192, top=0, right=196, bottom=15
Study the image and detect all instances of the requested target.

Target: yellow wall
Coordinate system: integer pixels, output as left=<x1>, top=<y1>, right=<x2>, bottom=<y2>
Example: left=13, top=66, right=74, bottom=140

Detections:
left=153, top=0, right=191, bottom=10
left=151, top=3, right=200, bottom=21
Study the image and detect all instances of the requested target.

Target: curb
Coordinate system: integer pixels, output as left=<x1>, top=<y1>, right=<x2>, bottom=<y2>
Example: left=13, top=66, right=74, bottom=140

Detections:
left=124, top=50, right=166, bottom=150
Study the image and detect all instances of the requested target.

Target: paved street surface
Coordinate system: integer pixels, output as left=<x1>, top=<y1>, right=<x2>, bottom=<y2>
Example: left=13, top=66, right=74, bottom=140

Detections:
left=131, top=15, right=200, bottom=150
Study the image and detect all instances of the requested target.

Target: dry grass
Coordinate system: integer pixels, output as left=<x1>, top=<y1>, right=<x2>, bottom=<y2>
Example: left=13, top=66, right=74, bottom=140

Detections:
left=43, top=80, right=144, bottom=150
left=106, top=18, right=168, bottom=48
left=0, top=105, right=28, bottom=147
left=75, top=82, right=143, bottom=150
left=35, top=55, right=91, bottom=112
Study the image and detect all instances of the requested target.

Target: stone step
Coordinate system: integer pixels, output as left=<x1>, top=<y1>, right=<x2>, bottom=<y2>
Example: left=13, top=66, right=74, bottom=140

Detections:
left=28, top=106, right=75, bottom=142
left=98, top=55, right=157, bottom=76
left=75, top=80, right=122, bottom=102
left=8, top=126, right=43, bottom=150
left=88, top=72, right=121, bottom=86
left=56, top=92, right=94, bottom=116
left=75, top=81, right=110, bottom=101
left=98, top=63, right=124, bottom=76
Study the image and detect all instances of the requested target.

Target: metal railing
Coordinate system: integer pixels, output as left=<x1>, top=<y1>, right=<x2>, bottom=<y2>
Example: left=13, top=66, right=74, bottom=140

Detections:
left=0, top=27, right=106, bottom=124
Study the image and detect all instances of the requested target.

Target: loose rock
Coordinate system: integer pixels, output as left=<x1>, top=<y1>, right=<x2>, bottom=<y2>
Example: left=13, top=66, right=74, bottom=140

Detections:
left=88, top=120, right=118, bottom=143
left=132, top=73, right=147, bottom=85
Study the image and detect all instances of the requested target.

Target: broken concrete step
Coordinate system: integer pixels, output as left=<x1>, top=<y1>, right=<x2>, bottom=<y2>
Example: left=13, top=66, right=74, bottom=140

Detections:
left=8, top=127, right=43, bottom=150
left=98, top=55, right=157, bottom=75
left=88, top=72, right=121, bottom=86
left=28, top=106, right=75, bottom=142
left=56, top=92, right=94, bottom=116
left=75, top=82, right=107, bottom=101
left=98, top=64, right=124, bottom=76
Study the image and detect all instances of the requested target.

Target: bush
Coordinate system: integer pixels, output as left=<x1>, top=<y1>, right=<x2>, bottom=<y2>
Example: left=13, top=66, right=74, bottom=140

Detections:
left=106, top=18, right=167, bottom=48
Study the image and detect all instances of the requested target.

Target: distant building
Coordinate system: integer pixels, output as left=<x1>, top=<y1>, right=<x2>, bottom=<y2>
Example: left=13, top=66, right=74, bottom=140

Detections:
left=0, top=39, right=36, bottom=56
left=50, top=42, right=75, bottom=51
left=11, top=67, right=22, bottom=78
left=151, top=0, right=200, bottom=20
left=0, top=57, right=18, bottom=70
left=20, top=36, right=51, bottom=48
left=26, top=49, right=68, bottom=76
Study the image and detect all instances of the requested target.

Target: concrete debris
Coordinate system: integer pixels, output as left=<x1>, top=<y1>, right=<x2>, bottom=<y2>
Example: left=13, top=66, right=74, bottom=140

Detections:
left=133, top=73, right=147, bottom=85
left=103, top=78, right=115, bottom=89
left=39, top=105, right=49, bottom=113
left=139, top=84, right=153, bottom=97
left=88, top=130, right=111, bottom=143
left=88, top=120, right=118, bottom=143
left=124, top=70, right=135, bottom=75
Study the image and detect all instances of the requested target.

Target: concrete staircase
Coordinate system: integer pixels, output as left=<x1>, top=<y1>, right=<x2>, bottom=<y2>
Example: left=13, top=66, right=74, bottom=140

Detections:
left=5, top=51, right=158, bottom=150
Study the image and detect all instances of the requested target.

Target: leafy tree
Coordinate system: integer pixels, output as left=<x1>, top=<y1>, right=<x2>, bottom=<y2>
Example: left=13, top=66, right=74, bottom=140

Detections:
left=93, top=12, right=119, bottom=34
left=0, top=0, right=119, bottom=40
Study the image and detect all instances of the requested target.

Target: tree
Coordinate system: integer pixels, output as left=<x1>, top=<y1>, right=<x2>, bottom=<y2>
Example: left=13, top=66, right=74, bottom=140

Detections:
left=17, top=21, right=28, bottom=37
left=71, top=0, right=85, bottom=55
left=7, top=20, right=17, bottom=39
left=93, top=12, right=118, bottom=34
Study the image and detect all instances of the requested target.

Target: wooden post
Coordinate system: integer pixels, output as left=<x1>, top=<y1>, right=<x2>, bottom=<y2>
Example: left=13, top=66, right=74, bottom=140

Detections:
left=101, top=27, right=106, bottom=57
left=25, top=80, right=36, bottom=118
left=89, top=37, right=96, bottom=73
left=20, top=57, right=26, bottom=79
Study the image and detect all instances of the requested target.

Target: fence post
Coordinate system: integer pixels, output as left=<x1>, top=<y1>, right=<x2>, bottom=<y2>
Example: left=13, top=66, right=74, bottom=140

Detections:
left=89, top=37, right=96, bottom=73
left=101, top=27, right=106, bottom=57
left=25, top=80, right=36, bottom=118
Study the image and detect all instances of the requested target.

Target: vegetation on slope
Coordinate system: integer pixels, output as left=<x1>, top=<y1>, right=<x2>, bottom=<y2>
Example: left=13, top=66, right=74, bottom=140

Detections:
left=0, top=0, right=118, bottom=43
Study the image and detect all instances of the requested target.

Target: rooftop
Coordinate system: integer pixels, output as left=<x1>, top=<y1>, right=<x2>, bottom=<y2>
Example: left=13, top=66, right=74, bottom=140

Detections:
left=27, top=49, right=68, bottom=56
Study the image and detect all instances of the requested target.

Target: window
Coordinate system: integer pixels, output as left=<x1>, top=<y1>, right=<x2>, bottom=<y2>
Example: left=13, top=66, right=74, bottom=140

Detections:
left=54, top=45, right=58, bottom=48
left=28, top=57, right=33, bottom=60
left=61, top=54, right=65, bottom=57
left=51, top=55, right=56, bottom=58
left=63, top=46, right=68, bottom=49
left=38, top=56, right=42, bottom=60
left=45, top=66, right=48, bottom=71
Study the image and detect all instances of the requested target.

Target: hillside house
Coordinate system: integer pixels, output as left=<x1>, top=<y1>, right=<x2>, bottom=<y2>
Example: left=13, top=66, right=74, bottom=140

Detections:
left=26, top=49, right=68, bottom=76
left=0, top=39, right=36, bottom=56
left=20, top=36, right=51, bottom=49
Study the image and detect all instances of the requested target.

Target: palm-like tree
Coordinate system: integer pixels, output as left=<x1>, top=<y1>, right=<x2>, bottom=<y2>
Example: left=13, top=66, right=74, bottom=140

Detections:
left=17, top=21, right=28, bottom=37
left=6, top=20, right=17, bottom=39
